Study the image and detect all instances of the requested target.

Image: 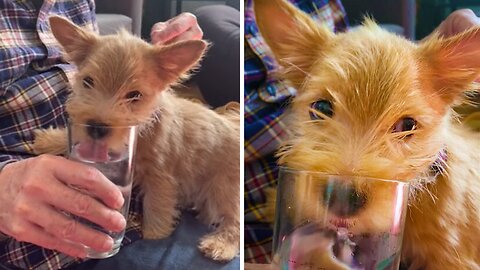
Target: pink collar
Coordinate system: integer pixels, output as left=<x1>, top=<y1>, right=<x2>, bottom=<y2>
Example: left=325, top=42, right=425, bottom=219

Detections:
left=429, top=148, right=448, bottom=178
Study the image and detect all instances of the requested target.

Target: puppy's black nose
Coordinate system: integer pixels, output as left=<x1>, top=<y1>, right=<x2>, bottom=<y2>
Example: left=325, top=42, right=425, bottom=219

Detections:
left=86, top=120, right=110, bottom=139
left=323, top=183, right=366, bottom=217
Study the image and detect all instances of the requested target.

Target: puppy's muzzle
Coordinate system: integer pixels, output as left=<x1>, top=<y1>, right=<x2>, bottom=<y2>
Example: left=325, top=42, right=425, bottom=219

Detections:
left=323, top=183, right=367, bottom=217
left=86, top=120, right=110, bottom=139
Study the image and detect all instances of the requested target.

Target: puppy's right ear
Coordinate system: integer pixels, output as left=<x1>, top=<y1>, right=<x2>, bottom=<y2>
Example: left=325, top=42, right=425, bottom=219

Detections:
left=254, top=0, right=334, bottom=89
left=48, top=16, right=97, bottom=66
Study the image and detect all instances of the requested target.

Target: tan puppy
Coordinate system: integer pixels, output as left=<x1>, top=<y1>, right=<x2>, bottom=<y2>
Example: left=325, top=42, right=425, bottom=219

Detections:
left=33, top=16, right=240, bottom=261
left=254, top=0, right=480, bottom=269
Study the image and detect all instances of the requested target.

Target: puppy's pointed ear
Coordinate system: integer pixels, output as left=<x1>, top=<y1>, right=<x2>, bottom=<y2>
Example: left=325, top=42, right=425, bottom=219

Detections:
left=48, top=16, right=97, bottom=65
left=419, top=27, right=480, bottom=105
left=254, top=0, right=334, bottom=89
left=151, top=40, right=208, bottom=81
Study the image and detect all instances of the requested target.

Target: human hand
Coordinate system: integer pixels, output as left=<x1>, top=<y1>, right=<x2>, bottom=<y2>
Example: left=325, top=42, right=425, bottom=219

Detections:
left=0, top=155, right=126, bottom=258
left=150, top=12, right=203, bottom=45
left=437, top=9, right=480, bottom=37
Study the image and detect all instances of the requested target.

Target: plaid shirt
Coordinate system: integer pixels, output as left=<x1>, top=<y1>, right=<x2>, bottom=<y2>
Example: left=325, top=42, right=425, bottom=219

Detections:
left=244, top=0, right=348, bottom=263
left=0, top=1, right=143, bottom=269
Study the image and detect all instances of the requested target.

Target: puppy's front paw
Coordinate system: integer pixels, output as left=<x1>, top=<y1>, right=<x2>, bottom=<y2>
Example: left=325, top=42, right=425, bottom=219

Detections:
left=142, top=221, right=177, bottom=239
left=142, top=208, right=180, bottom=239
left=141, top=184, right=181, bottom=239
left=198, top=233, right=239, bottom=262
left=32, top=128, right=68, bottom=155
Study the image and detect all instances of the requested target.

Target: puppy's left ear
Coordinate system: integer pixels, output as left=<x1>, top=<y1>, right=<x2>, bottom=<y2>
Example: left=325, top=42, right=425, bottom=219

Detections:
left=48, top=16, right=97, bottom=66
left=419, top=27, right=480, bottom=105
left=151, top=40, right=208, bottom=80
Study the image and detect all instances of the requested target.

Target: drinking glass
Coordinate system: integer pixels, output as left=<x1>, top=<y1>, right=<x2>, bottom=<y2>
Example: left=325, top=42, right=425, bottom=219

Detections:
left=67, top=122, right=137, bottom=258
left=272, top=168, right=409, bottom=270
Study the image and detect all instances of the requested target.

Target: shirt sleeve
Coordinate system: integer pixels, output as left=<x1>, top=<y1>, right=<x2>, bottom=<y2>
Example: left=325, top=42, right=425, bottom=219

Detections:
left=0, top=159, right=16, bottom=240
left=0, top=160, right=15, bottom=172
left=0, top=233, right=7, bottom=241
left=88, top=0, right=98, bottom=33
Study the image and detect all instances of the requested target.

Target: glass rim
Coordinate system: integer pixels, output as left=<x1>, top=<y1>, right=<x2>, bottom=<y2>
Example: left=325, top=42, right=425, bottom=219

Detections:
left=67, top=121, right=139, bottom=129
left=278, top=166, right=410, bottom=185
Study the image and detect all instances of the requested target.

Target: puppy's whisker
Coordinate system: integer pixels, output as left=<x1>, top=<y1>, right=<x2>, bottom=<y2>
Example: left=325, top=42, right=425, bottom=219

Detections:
left=281, top=59, right=310, bottom=77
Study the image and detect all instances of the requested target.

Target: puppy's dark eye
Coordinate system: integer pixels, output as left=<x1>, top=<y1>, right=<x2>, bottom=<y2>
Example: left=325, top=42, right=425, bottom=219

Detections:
left=310, top=100, right=334, bottom=120
left=125, top=91, right=143, bottom=102
left=82, top=76, right=94, bottom=89
left=393, top=117, right=417, bottom=135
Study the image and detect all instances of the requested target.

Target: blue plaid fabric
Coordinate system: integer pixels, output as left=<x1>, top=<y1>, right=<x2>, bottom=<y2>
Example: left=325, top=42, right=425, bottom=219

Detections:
left=0, top=1, right=143, bottom=269
left=244, top=0, right=348, bottom=263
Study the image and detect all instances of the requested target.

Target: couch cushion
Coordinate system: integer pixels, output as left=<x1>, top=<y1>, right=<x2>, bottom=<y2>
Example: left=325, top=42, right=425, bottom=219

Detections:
left=379, top=23, right=405, bottom=36
left=96, top=14, right=132, bottom=35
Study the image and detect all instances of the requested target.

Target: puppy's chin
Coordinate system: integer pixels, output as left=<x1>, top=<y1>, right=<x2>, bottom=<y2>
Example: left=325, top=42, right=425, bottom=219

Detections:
left=327, top=217, right=357, bottom=230
left=297, top=210, right=394, bottom=235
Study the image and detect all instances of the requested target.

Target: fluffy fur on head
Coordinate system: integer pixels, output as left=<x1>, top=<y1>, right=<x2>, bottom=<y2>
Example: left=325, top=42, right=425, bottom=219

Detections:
left=255, top=0, right=480, bottom=268
left=48, top=16, right=207, bottom=129
left=33, top=16, right=240, bottom=261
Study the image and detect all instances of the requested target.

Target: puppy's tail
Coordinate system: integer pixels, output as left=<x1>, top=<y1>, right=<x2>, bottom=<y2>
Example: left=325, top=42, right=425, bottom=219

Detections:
left=215, top=101, right=240, bottom=126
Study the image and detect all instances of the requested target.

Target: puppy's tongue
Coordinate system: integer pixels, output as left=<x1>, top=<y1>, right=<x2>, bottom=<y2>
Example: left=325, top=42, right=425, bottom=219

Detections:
left=76, top=141, right=109, bottom=162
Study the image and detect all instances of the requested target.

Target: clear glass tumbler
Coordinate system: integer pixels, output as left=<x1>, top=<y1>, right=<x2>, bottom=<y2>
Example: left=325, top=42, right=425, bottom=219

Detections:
left=67, top=122, right=138, bottom=258
left=272, top=168, right=409, bottom=270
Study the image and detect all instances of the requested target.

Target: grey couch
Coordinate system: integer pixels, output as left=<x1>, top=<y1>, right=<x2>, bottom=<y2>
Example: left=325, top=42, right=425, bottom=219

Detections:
left=342, top=0, right=416, bottom=40
left=191, top=3, right=240, bottom=107
left=95, top=0, right=144, bottom=36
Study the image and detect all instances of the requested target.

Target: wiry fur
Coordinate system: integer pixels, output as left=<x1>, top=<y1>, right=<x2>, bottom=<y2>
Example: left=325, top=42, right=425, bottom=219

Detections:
left=254, top=0, right=480, bottom=268
left=32, top=16, right=240, bottom=261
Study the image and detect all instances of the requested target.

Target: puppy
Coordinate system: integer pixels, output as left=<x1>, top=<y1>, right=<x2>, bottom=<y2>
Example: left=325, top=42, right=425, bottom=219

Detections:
left=254, top=0, right=480, bottom=269
left=33, top=16, right=240, bottom=261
